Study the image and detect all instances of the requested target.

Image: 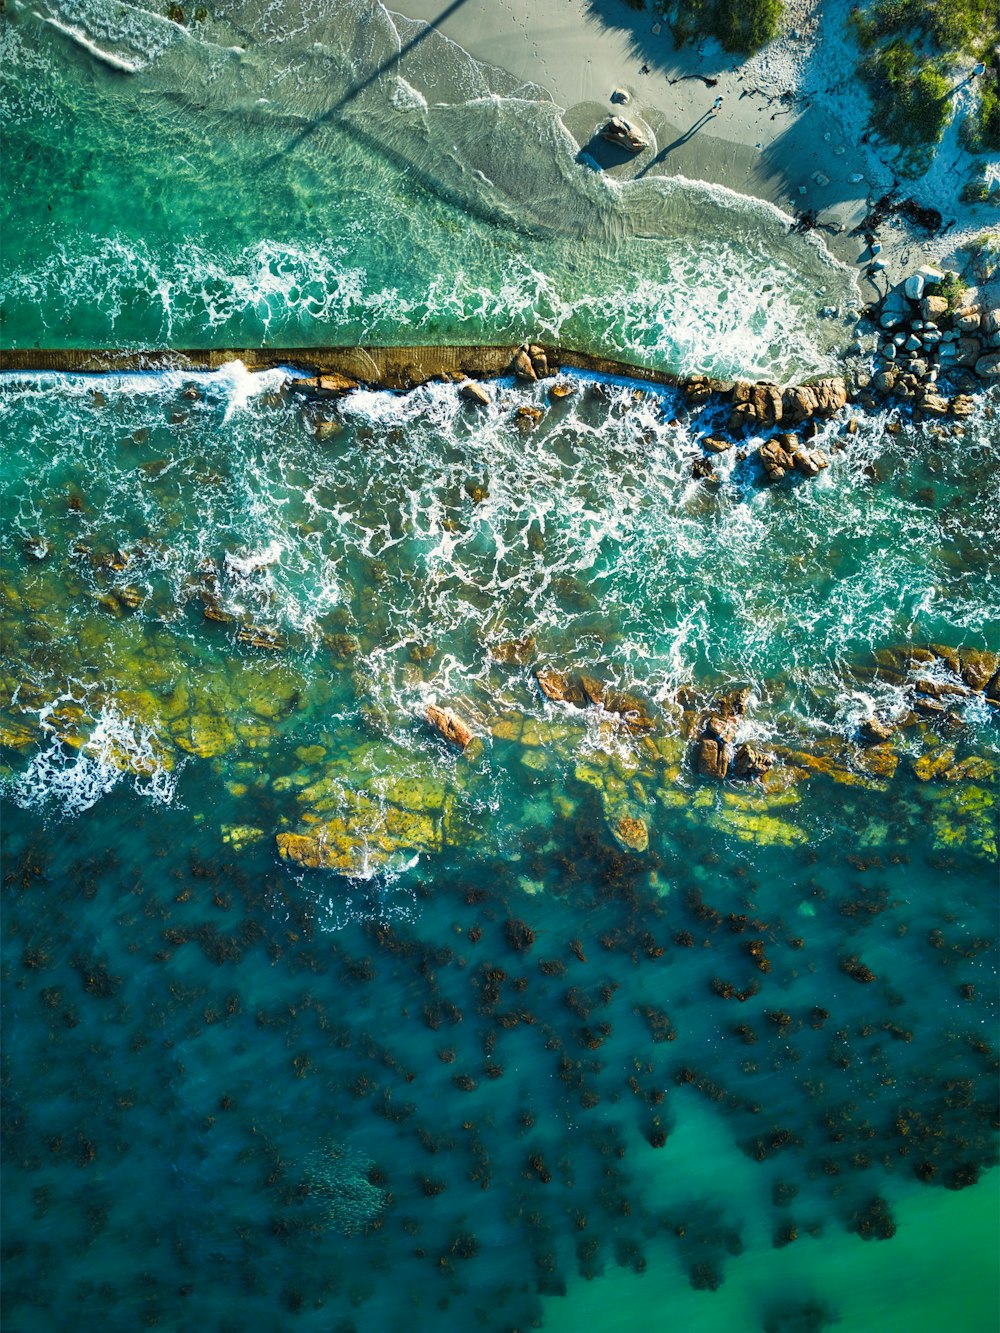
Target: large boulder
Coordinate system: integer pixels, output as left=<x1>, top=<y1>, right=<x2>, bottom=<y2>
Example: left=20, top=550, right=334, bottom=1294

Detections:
left=460, top=380, right=490, bottom=407
left=697, top=737, right=730, bottom=779
left=974, top=353, right=1000, bottom=378
left=759, top=437, right=796, bottom=482
left=426, top=704, right=474, bottom=749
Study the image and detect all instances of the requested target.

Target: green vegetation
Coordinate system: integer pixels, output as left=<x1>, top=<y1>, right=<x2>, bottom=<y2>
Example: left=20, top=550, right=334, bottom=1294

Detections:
left=863, top=43, right=952, bottom=149
left=848, top=0, right=1000, bottom=158
left=932, top=270, right=968, bottom=313
left=668, top=0, right=784, bottom=55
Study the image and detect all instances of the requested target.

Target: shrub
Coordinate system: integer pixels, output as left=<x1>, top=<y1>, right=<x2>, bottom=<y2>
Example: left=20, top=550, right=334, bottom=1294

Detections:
left=864, top=43, right=952, bottom=147
left=669, top=0, right=783, bottom=54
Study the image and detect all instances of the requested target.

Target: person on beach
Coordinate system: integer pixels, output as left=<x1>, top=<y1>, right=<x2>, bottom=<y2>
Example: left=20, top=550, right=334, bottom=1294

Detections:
left=711, top=95, right=723, bottom=115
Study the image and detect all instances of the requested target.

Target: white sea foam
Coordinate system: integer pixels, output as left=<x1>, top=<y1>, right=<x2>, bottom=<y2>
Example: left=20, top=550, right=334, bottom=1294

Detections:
left=11, top=704, right=181, bottom=816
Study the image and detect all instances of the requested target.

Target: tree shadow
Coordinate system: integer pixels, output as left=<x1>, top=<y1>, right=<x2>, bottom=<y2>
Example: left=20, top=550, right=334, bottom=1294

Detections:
left=279, top=0, right=470, bottom=158
left=583, top=0, right=738, bottom=82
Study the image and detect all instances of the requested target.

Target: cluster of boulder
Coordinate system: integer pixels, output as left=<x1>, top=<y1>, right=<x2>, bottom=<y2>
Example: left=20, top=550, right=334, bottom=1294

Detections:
left=693, top=687, right=773, bottom=782
left=860, top=267, right=1000, bottom=418
left=680, top=374, right=847, bottom=485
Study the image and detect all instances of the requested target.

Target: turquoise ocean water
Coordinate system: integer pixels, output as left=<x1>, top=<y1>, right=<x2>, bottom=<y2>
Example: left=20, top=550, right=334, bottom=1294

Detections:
left=2, top=3, right=998, bottom=1331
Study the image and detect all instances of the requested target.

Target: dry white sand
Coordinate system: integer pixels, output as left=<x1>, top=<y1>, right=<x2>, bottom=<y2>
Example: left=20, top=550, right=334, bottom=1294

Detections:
left=392, top=0, right=998, bottom=295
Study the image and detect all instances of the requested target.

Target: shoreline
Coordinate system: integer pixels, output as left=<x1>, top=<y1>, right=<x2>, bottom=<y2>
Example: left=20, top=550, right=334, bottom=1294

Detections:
left=390, top=0, right=997, bottom=295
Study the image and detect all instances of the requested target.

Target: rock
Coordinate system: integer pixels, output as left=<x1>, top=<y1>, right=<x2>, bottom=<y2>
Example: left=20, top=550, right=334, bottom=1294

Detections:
left=950, top=395, right=976, bottom=417
left=23, top=537, right=50, bottom=561
left=857, top=745, right=898, bottom=779
left=782, top=385, right=817, bottom=422
left=734, top=742, right=773, bottom=779
left=611, top=87, right=630, bottom=105
left=984, top=308, right=1000, bottom=336
left=874, top=369, right=897, bottom=394
left=860, top=716, right=893, bottom=744
left=809, top=377, right=848, bottom=416
left=221, top=824, right=265, bottom=852
left=904, top=274, right=925, bottom=301
left=920, top=394, right=949, bottom=418
left=974, top=353, right=1000, bottom=378
left=914, top=745, right=957, bottom=781
left=921, top=295, right=948, bottom=321
left=953, top=307, right=980, bottom=333
left=536, top=668, right=580, bottom=705
left=460, top=380, right=490, bottom=407
left=960, top=650, right=999, bottom=691
left=317, top=373, right=359, bottom=394
left=759, top=438, right=795, bottom=482
left=729, top=401, right=758, bottom=434
left=752, top=382, right=783, bottom=426
left=705, top=713, right=738, bottom=744
left=426, top=704, right=474, bottom=750
left=697, top=737, right=730, bottom=779
left=549, top=381, right=575, bottom=400
left=612, top=813, right=648, bottom=852
left=528, top=344, right=549, bottom=377
left=790, top=444, right=829, bottom=478
left=513, top=348, right=536, bottom=381
left=516, top=405, right=544, bottom=429
left=492, top=635, right=536, bottom=666
left=703, top=435, right=733, bottom=453
left=599, top=116, right=647, bottom=152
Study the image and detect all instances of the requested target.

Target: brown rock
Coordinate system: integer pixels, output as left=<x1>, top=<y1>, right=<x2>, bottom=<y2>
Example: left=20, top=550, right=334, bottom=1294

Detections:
left=810, top=377, right=848, bottom=416
left=513, top=348, right=537, bottom=381
left=921, top=295, right=948, bottom=321
left=703, top=435, right=733, bottom=453
left=697, top=738, right=730, bottom=779
left=752, top=382, right=783, bottom=426
left=920, top=394, right=949, bottom=418
left=516, top=405, right=544, bottom=429
left=549, top=381, right=575, bottom=400
left=734, top=742, right=773, bottom=779
left=528, top=345, right=549, bottom=377
left=960, top=649, right=999, bottom=691
left=859, top=716, right=893, bottom=745
left=856, top=745, right=898, bottom=779
left=460, top=380, right=490, bottom=407
left=705, top=713, right=738, bottom=744
left=317, top=373, right=359, bottom=394
left=426, top=704, right=474, bottom=750
left=782, top=385, right=818, bottom=422
left=536, top=668, right=578, bottom=704
left=492, top=636, right=536, bottom=666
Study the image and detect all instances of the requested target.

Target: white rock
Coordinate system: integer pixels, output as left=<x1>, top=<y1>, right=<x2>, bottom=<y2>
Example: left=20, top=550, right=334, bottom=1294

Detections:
left=904, top=274, right=925, bottom=301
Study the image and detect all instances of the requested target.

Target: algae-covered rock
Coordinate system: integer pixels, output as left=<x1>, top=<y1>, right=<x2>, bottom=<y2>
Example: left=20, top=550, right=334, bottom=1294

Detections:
left=295, top=744, right=327, bottom=765
left=855, top=745, right=899, bottom=780
left=174, top=712, right=238, bottom=758
left=0, top=719, right=38, bottom=751
left=711, top=807, right=808, bottom=847
left=913, top=745, right=956, bottom=782
left=222, top=824, right=265, bottom=851
left=277, top=798, right=441, bottom=875
left=610, top=810, right=649, bottom=853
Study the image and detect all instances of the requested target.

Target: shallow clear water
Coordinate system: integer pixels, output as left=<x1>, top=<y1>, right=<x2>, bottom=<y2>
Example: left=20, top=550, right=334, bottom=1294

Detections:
left=2, top=1, right=999, bottom=1330
left=1, top=0, right=859, bottom=377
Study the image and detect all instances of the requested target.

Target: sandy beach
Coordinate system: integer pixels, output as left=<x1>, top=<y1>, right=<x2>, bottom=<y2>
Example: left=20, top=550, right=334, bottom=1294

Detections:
left=394, top=0, right=998, bottom=295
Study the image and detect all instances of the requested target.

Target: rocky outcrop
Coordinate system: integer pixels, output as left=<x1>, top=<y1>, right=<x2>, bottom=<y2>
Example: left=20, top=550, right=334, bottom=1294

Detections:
left=426, top=704, right=474, bottom=750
